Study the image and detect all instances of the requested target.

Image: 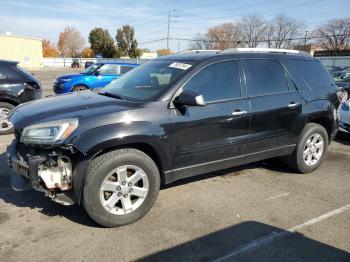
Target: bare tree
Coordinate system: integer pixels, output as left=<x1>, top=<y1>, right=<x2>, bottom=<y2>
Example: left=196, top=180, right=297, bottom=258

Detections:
left=266, top=14, right=304, bottom=48
left=188, top=33, right=213, bottom=49
left=58, top=27, right=85, bottom=57
left=207, top=23, right=241, bottom=50
left=314, top=17, right=350, bottom=52
left=237, top=14, right=268, bottom=48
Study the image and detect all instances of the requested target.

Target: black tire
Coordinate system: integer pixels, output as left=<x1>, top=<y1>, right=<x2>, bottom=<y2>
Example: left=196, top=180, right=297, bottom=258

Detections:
left=82, top=148, right=160, bottom=227
left=288, top=123, right=328, bottom=173
left=0, top=102, right=15, bottom=135
left=72, top=85, right=87, bottom=92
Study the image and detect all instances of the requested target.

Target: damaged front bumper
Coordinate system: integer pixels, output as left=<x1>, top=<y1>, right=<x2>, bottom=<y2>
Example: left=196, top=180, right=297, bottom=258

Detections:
left=7, top=139, right=75, bottom=205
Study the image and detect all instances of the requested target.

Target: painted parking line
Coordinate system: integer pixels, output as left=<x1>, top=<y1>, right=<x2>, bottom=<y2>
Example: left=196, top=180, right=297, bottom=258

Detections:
left=214, top=204, right=350, bottom=262
left=266, top=192, right=290, bottom=200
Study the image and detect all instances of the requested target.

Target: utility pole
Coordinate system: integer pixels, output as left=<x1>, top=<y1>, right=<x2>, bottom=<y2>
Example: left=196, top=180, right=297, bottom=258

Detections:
left=166, top=9, right=176, bottom=50
left=304, top=30, right=308, bottom=51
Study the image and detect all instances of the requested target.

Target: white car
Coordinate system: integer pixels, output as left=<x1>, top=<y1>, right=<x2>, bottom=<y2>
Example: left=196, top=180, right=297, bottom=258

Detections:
left=338, top=100, right=350, bottom=134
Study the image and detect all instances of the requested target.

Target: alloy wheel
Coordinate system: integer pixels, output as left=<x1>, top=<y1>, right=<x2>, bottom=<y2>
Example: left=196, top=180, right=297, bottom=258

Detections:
left=0, top=108, right=13, bottom=132
left=100, top=165, right=149, bottom=215
left=303, top=133, right=324, bottom=166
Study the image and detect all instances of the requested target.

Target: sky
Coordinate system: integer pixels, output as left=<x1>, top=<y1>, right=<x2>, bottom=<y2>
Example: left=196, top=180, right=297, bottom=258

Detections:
left=0, top=0, right=349, bottom=52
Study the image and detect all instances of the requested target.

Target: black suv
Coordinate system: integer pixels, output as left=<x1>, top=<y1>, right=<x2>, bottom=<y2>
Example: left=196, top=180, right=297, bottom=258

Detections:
left=7, top=49, right=339, bottom=227
left=0, top=60, right=42, bottom=134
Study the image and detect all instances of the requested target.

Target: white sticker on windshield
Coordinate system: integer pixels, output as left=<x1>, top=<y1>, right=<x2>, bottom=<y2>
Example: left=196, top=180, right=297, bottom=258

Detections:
left=169, top=62, right=192, bottom=70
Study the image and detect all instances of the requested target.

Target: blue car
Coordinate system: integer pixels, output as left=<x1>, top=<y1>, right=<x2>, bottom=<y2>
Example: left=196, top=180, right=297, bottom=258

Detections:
left=53, top=62, right=139, bottom=94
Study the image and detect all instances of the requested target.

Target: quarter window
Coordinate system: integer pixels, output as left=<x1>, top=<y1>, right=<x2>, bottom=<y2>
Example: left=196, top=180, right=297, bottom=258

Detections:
left=245, top=59, right=289, bottom=96
left=183, top=61, right=241, bottom=102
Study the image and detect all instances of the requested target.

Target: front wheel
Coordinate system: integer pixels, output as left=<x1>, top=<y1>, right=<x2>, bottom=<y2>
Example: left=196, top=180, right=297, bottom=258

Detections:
left=0, top=102, right=14, bottom=135
left=82, top=149, right=160, bottom=227
left=288, top=123, right=328, bottom=173
left=72, top=85, right=87, bottom=92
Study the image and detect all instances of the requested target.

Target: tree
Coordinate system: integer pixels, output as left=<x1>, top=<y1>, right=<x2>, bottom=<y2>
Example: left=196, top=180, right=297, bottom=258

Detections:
left=156, top=49, right=172, bottom=56
left=207, top=23, right=241, bottom=50
left=42, top=39, right=59, bottom=57
left=115, top=25, right=142, bottom=58
left=266, top=14, right=304, bottom=48
left=81, top=47, right=95, bottom=58
left=237, top=14, right=268, bottom=48
left=189, top=23, right=241, bottom=50
left=58, top=27, right=85, bottom=57
left=314, top=17, right=350, bottom=52
left=88, top=28, right=116, bottom=58
left=188, top=33, right=214, bottom=49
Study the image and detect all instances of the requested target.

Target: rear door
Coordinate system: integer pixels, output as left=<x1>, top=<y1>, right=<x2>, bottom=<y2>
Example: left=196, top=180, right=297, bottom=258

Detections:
left=170, top=60, right=251, bottom=174
left=243, top=58, right=302, bottom=153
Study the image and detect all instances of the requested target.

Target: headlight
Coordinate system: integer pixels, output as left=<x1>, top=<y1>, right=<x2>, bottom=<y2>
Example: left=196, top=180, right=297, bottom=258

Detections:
left=61, top=78, right=71, bottom=82
left=21, top=119, right=78, bottom=144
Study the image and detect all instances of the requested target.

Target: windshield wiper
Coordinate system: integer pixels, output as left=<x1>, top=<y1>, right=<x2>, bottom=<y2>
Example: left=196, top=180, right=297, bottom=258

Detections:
left=99, top=91, right=124, bottom=100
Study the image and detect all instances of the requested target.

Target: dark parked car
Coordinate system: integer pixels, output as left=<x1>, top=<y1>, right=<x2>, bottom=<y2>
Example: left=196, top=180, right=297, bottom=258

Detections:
left=7, top=48, right=339, bottom=227
left=0, top=60, right=42, bottom=135
left=331, top=70, right=350, bottom=102
left=84, top=61, right=94, bottom=69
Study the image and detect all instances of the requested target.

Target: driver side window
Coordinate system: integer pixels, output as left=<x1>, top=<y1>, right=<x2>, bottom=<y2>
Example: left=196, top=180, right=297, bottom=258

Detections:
left=183, top=60, right=241, bottom=102
left=98, top=64, right=119, bottom=75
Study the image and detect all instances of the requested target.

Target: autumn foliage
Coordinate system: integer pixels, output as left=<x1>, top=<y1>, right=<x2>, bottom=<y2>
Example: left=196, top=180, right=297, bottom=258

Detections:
left=42, top=39, right=59, bottom=57
left=81, top=47, right=95, bottom=58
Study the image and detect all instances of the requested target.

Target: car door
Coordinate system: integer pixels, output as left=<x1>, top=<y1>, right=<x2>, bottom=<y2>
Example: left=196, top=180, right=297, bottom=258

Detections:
left=93, top=64, right=119, bottom=88
left=243, top=58, right=302, bottom=153
left=169, top=60, right=251, bottom=178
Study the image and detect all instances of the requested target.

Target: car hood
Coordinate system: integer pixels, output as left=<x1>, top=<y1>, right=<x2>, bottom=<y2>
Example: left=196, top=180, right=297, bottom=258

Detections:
left=9, top=91, right=136, bottom=129
left=57, top=73, right=84, bottom=80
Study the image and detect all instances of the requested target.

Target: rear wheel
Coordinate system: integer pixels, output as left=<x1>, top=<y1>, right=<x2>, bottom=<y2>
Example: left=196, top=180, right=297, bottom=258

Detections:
left=288, top=123, right=328, bottom=173
left=72, top=85, right=87, bottom=92
left=0, top=102, right=14, bottom=135
left=82, top=148, right=160, bottom=227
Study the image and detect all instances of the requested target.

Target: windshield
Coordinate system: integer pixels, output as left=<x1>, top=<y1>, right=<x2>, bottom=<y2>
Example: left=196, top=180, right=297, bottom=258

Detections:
left=332, top=72, right=350, bottom=83
left=102, top=60, right=195, bottom=102
left=81, top=64, right=102, bottom=74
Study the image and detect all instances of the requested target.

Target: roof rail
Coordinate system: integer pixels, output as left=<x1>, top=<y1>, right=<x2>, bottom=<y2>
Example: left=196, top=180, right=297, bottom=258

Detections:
left=220, top=47, right=310, bottom=56
left=177, top=49, right=221, bottom=54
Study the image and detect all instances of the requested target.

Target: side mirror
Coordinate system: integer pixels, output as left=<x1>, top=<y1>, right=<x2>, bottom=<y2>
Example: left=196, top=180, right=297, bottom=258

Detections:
left=94, top=71, right=100, bottom=76
left=173, top=90, right=206, bottom=107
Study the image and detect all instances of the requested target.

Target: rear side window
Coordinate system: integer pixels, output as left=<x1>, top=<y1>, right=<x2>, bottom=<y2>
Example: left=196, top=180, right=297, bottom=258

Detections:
left=291, top=59, right=333, bottom=89
left=245, top=59, right=289, bottom=96
left=120, top=66, right=134, bottom=75
left=183, top=60, right=241, bottom=102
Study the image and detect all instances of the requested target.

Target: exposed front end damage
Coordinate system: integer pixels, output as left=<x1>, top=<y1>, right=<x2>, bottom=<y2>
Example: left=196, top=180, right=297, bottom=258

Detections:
left=7, top=139, right=77, bottom=205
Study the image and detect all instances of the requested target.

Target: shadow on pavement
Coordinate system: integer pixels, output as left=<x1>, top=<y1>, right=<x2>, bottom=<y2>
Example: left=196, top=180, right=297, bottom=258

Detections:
left=335, top=133, right=350, bottom=146
left=139, top=221, right=350, bottom=262
left=0, top=152, right=98, bottom=227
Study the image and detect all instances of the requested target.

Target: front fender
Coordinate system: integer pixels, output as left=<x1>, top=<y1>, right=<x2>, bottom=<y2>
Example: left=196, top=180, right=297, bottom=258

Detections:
left=71, top=122, right=171, bottom=204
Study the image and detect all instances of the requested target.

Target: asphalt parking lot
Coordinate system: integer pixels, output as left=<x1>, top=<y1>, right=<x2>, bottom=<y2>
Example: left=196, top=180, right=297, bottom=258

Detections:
left=0, top=68, right=349, bottom=261
left=0, top=130, right=349, bottom=261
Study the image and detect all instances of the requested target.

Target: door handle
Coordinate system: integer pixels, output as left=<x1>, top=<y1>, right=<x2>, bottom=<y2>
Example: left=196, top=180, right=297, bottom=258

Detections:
left=288, top=102, right=300, bottom=108
left=232, top=110, right=247, bottom=116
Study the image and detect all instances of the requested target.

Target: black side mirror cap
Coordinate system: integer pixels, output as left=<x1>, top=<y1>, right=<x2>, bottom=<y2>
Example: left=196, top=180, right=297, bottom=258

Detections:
left=173, top=90, right=206, bottom=107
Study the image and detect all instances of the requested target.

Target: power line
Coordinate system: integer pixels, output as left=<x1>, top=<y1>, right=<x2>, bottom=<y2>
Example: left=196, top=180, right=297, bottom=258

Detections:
left=167, top=33, right=350, bottom=44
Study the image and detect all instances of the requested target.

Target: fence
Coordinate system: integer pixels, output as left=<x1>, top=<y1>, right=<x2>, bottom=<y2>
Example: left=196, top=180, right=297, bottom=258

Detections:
left=43, top=57, right=150, bottom=68
left=317, top=56, right=350, bottom=68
